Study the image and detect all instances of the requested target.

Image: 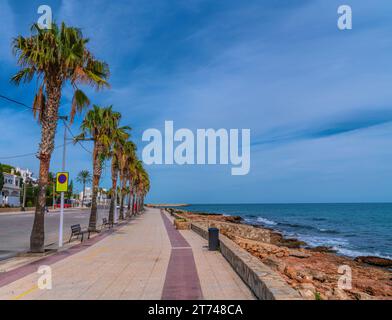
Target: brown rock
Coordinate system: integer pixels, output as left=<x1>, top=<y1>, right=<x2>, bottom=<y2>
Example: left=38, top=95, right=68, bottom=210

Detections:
left=263, top=256, right=283, bottom=270
left=310, top=270, right=327, bottom=283
left=278, top=238, right=307, bottom=248
left=284, top=266, right=298, bottom=280
left=354, top=256, right=392, bottom=267
left=308, top=246, right=337, bottom=253
left=289, top=250, right=311, bottom=258
left=353, top=292, right=375, bottom=300
left=224, top=216, right=243, bottom=223
left=329, top=288, right=350, bottom=300
left=297, top=283, right=316, bottom=300
left=297, top=271, right=313, bottom=283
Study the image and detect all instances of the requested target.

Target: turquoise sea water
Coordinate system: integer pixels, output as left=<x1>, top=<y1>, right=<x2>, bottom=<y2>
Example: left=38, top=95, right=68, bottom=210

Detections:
left=178, top=203, right=392, bottom=259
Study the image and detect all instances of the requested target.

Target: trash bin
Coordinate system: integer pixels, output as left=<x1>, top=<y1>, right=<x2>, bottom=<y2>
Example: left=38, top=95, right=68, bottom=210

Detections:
left=208, top=228, right=219, bottom=251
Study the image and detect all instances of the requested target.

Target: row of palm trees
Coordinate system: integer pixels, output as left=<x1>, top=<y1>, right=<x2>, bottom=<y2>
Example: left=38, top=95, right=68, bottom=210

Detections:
left=12, top=22, right=149, bottom=252
left=76, top=105, right=149, bottom=231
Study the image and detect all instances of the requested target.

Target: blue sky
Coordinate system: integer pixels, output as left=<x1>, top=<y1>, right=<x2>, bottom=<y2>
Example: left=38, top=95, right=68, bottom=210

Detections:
left=1, top=0, right=392, bottom=203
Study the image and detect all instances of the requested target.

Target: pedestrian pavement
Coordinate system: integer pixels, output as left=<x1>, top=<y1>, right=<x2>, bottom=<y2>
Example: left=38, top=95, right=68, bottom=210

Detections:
left=0, top=207, right=254, bottom=300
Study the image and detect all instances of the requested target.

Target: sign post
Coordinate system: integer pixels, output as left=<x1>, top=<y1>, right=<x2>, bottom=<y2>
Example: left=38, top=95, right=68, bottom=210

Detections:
left=56, top=172, right=69, bottom=248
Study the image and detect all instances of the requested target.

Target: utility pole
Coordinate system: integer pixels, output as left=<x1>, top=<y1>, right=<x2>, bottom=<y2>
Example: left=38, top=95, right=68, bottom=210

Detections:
left=58, top=116, right=68, bottom=248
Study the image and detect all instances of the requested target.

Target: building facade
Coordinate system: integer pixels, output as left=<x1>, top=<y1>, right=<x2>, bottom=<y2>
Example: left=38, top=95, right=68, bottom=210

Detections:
left=79, top=187, right=109, bottom=206
left=15, top=167, right=37, bottom=183
left=1, top=172, right=22, bottom=207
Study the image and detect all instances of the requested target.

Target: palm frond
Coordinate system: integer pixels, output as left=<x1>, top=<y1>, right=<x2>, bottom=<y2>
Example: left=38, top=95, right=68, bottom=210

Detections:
left=70, top=89, right=90, bottom=123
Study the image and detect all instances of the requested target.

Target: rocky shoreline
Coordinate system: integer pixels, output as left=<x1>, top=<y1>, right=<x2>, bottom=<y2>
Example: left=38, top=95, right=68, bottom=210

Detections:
left=167, top=208, right=392, bottom=300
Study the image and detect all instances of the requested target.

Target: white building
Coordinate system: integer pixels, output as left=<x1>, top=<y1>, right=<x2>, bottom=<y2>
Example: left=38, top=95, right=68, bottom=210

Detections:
left=79, top=187, right=92, bottom=204
left=1, top=172, right=22, bottom=207
left=79, top=188, right=109, bottom=206
left=15, top=167, right=37, bottom=183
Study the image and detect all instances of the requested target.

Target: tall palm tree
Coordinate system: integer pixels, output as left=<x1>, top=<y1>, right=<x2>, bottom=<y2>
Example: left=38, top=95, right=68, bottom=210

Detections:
left=124, top=186, right=131, bottom=217
left=119, top=141, right=136, bottom=220
left=76, top=170, right=92, bottom=207
left=127, top=156, right=140, bottom=216
left=76, top=105, right=127, bottom=231
left=133, top=160, right=149, bottom=214
left=108, top=128, right=130, bottom=224
left=140, top=166, right=150, bottom=212
left=12, top=22, right=109, bottom=252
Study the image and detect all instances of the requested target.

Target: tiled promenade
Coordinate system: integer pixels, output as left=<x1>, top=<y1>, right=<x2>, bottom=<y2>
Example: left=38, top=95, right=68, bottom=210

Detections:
left=0, top=208, right=254, bottom=300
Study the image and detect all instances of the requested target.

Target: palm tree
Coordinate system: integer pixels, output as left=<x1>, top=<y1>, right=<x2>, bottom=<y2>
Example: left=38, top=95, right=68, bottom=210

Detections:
left=12, top=22, right=109, bottom=252
left=127, top=157, right=138, bottom=216
left=76, top=105, right=127, bottom=231
left=133, top=160, right=149, bottom=214
left=76, top=170, right=92, bottom=207
left=124, top=186, right=131, bottom=216
left=139, top=166, right=150, bottom=212
left=119, top=141, right=136, bottom=220
left=108, top=128, right=130, bottom=225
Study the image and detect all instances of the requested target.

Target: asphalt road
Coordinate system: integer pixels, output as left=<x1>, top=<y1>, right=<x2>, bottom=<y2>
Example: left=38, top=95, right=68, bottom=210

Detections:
left=0, top=208, right=109, bottom=260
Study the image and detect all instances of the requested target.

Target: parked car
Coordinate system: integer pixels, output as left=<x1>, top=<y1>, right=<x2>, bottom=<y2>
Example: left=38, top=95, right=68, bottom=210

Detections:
left=55, top=199, right=72, bottom=209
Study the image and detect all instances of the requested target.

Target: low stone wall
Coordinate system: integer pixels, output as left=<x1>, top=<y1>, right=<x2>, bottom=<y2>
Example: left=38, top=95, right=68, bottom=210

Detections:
left=191, top=222, right=302, bottom=300
left=191, top=223, right=209, bottom=239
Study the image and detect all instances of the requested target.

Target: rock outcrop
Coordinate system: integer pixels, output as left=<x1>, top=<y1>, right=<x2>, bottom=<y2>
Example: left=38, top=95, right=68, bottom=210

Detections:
left=354, top=256, right=392, bottom=268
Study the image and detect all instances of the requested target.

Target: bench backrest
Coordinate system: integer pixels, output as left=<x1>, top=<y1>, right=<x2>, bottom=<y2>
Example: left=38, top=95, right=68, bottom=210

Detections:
left=71, top=224, right=81, bottom=233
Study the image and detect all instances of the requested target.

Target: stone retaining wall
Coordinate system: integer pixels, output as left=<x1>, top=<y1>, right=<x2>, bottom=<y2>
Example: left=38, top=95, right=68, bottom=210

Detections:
left=191, top=222, right=302, bottom=300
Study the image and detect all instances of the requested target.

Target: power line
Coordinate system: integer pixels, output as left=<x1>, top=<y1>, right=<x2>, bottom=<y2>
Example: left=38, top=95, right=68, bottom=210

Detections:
left=0, top=93, right=93, bottom=158
left=62, top=120, right=93, bottom=154
left=0, top=94, right=34, bottom=110
left=0, top=142, right=73, bottom=160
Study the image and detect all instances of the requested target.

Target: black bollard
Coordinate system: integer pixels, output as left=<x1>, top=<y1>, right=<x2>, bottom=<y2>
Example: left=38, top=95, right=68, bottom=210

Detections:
left=208, top=228, right=219, bottom=251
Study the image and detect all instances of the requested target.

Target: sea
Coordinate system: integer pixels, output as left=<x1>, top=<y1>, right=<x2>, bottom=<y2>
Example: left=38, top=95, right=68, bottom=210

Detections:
left=178, top=203, right=392, bottom=259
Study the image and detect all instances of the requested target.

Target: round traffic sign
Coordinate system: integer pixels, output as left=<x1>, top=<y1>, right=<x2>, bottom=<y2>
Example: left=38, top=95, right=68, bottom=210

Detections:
left=58, top=174, right=67, bottom=184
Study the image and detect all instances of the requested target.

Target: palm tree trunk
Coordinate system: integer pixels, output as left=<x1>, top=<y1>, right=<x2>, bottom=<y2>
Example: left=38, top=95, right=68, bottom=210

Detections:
left=119, top=177, right=126, bottom=220
left=119, top=192, right=125, bottom=220
left=108, top=167, right=117, bottom=225
left=30, top=157, right=50, bottom=252
left=127, top=193, right=131, bottom=217
left=132, top=193, right=136, bottom=215
left=82, top=182, right=86, bottom=207
left=89, top=145, right=102, bottom=231
left=30, top=82, right=61, bottom=253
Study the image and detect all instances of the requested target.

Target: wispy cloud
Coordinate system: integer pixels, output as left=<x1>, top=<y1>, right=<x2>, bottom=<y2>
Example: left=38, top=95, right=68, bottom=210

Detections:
left=252, top=109, right=392, bottom=146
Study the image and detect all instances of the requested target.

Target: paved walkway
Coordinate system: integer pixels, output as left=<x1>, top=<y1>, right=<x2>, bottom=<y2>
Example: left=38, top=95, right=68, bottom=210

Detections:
left=0, top=208, right=254, bottom=300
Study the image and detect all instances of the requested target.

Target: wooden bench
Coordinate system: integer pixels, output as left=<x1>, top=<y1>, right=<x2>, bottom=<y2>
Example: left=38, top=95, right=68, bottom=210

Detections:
left=102, top=218, right=113, bottom=230
left=69, top=224, right=91, bottom=242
